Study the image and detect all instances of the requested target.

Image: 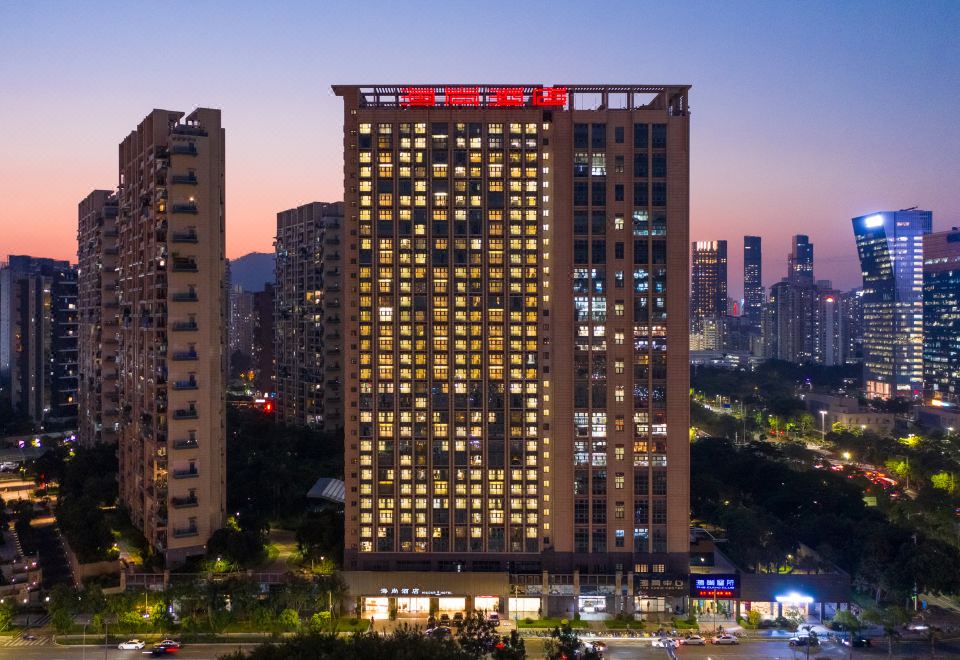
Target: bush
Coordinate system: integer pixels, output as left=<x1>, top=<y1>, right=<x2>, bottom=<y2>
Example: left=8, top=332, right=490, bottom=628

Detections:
left=278, top=608, right=300, bottom=631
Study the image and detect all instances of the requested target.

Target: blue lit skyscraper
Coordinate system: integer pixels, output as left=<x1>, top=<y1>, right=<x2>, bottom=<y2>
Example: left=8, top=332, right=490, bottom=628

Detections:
left=923, top=229, right=960, bottom=404
left=852, top=209, right=932, bottom=399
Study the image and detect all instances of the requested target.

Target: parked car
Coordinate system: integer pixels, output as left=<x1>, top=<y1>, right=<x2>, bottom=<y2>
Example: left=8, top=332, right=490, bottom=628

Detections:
left=841, top=635, right=871, bottom=648
left=680, top=634, right=706, bottom=645
left=452, top=612, right=464, bottom=626
left=711, top=634, right=739, bottom=645
left=590, top=640, right=608, bottom=652
left=0, top=461, right=19, bottom=472
left=426, top=615, right=437, bottom=628
left=427, top=626, right=452, bottom=639
left=789, top=635, right=820, bottom=647
left=487, top=612, right=500, bottom=626
left=118, top=639, right=146, bottom=650
left=439, top=613, right=451, bottom=626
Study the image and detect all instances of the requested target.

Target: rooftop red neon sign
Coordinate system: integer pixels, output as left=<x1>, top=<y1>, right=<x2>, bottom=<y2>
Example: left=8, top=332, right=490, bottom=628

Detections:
left=399, top=86, right=568, bottom=108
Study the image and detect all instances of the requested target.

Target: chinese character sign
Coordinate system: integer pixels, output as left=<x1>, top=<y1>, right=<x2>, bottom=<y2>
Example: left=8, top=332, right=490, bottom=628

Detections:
left=690, top=575, right=739, bottom=599
left=398, top=86, right=567, bottom=109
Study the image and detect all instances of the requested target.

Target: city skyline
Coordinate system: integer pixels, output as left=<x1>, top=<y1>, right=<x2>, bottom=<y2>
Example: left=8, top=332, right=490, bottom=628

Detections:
left=2, top=2, right=959, bottom=297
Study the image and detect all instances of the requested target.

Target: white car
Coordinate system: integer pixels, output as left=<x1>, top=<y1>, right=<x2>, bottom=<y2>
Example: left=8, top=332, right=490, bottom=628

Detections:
left=711, top=633, right=739, bottom=645
left=118, top=639, right=145, bottom=650
left=680, top=634, right=706, bottom=645
left=652, top=637, right=677, bottom=648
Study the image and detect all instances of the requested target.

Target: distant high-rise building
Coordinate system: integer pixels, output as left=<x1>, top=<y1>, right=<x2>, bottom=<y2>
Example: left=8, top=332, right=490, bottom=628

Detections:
left=115, top=108, right=226, bottom=563
left=788, top=234, right=814, bottom=284
left=333, top=82, right=692, bottom=612
left=691, top=240, right=727, bottom=325
left=228, top=285, right=255, bottom=367
left=764, top=278, right=818, bottom=363
left=274, top=202, right=344, bottom=430
left=77, top=191, right=120, bottom=446
left=817, top=283, right=843, bottom=366
left=0, top=256, right=78, bottom=427
left=252, top=283, right=275, bottom=394
left=923, top=229, right=960, bottom=404
left=743, top=236, right=763, bottom=328
left=838, top=288, right=863, bottom=364
left=852, top=209, right=932, bottom=399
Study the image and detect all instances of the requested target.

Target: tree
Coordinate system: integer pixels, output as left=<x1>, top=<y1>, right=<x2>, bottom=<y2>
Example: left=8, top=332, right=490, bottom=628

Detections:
left=831, top=609, right=862, bottom=635
left=0, top=601, right=11, bottom=632
left=864, top=606, right=909, bottom=656
left=206, top=517, right=266, bottom=567
left=492, top=629, right=526, bottom=659
left=544, top=624, right=600, bottom=660
left=456, top=612, right=499, bottom=657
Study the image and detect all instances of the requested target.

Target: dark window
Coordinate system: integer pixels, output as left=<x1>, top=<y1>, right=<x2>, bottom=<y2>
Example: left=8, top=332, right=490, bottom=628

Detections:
left=652, top=500, right=667, bottom=524
left=615, top=242, right=625, bottom=259
left=652, top=124, right=667, bottom=148
left=574, top=211, right=589, bottom=235
left=575, top=499, right=589, bottom=524
left=633, top=153, right=648, bottom=178
left=634, top=123, right=648, bottom=149
left=592, top=500, right=607, bottom=524
left=592, top=528, right=607, bottom=553
left=591, top=123, right=606, bottom=149
left=614, top=126, right=625, bottom=144
left=592, top=470, right=607, bottom=495
left=591, top=181, right=606, bottom=206
left=652, top=240, right=666, bottom=265
left=574, top=240, right=589, bottom=264
left=592, top=240, right=606, bottom=264
left=634, top=239, right=649, bottom=265
left=652, top=153, right=666, bottom=178
left=614, top=155, right=624, bottom=174
left=633, top=182, right=648, bottom=207
left=575, top=528, right=589, bottom=553
left=615, top=184, right=624, bottom=202
left=634, top=471, right=649, bottom=493
left=652, top=471, right=667, bottom=495
left=652, top=182, right=667, bottom=207
left=591, top=211, right=606, bottom=234
left=574, top=182, right=589, bottom=206
left=574, top=124, right=589, bottom=149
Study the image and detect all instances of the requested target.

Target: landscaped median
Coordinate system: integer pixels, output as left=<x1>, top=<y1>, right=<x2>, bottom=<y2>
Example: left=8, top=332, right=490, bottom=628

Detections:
left=515, top=617, right=588, bottom=629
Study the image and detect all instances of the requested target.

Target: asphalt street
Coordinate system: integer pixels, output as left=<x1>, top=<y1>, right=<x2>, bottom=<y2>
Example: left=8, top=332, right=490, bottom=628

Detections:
left=0, top=642, right=256, bottom=659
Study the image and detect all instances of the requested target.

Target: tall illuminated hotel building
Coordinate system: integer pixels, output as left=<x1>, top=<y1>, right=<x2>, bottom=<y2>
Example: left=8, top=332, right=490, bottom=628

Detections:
left=334, top=85, right=690, bottom=616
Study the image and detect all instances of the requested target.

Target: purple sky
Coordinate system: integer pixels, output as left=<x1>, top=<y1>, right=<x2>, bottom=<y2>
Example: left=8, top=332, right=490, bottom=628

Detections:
left=1, top=1, right=958, bottom=296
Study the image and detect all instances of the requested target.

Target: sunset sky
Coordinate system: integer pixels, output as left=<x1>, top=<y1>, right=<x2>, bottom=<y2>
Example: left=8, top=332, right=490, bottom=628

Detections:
left=1, top=1, right=958, bottom=296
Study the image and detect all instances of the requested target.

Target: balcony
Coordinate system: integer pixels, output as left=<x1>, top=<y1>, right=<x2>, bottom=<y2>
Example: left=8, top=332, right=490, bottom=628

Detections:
left=172, top=230, right=198, bottom=243
left=171, top=496, right=198, bottom=508
left=173, top=379, right=198, bottom=390
left=172, top=350, right=198, bottom=361
left=170, top=144, right=198, bottom=156
left=172, top=259, right=198, bottom=272
left=173, top=438, right=198, bottom=450
left=173, top=408, right=198, bottom=420
left=171, top=203, right=198, bottom=215
left=172, top=291, right=198, bottom=302
left=171, top=174, right=198, bottom=185
left=173, top=468, right=199, bottom=479
left=172, top=124, right=208, bottom=137
left=172, top=321, right=198, bottom=332
left=172, top=525, right=199, bottom=538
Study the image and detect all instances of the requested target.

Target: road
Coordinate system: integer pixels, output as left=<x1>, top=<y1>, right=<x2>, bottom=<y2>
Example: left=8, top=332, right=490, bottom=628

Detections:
left=0, top=642, right=257, bottom=659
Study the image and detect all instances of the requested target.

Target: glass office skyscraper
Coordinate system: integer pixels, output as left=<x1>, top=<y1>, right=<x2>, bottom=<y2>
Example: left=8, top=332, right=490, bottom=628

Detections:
left=852, top=210, right=932, bottom=399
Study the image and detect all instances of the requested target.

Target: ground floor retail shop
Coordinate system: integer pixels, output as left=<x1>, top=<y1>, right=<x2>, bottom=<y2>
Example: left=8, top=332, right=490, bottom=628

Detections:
left=343, top=570, right=687, bottom=620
